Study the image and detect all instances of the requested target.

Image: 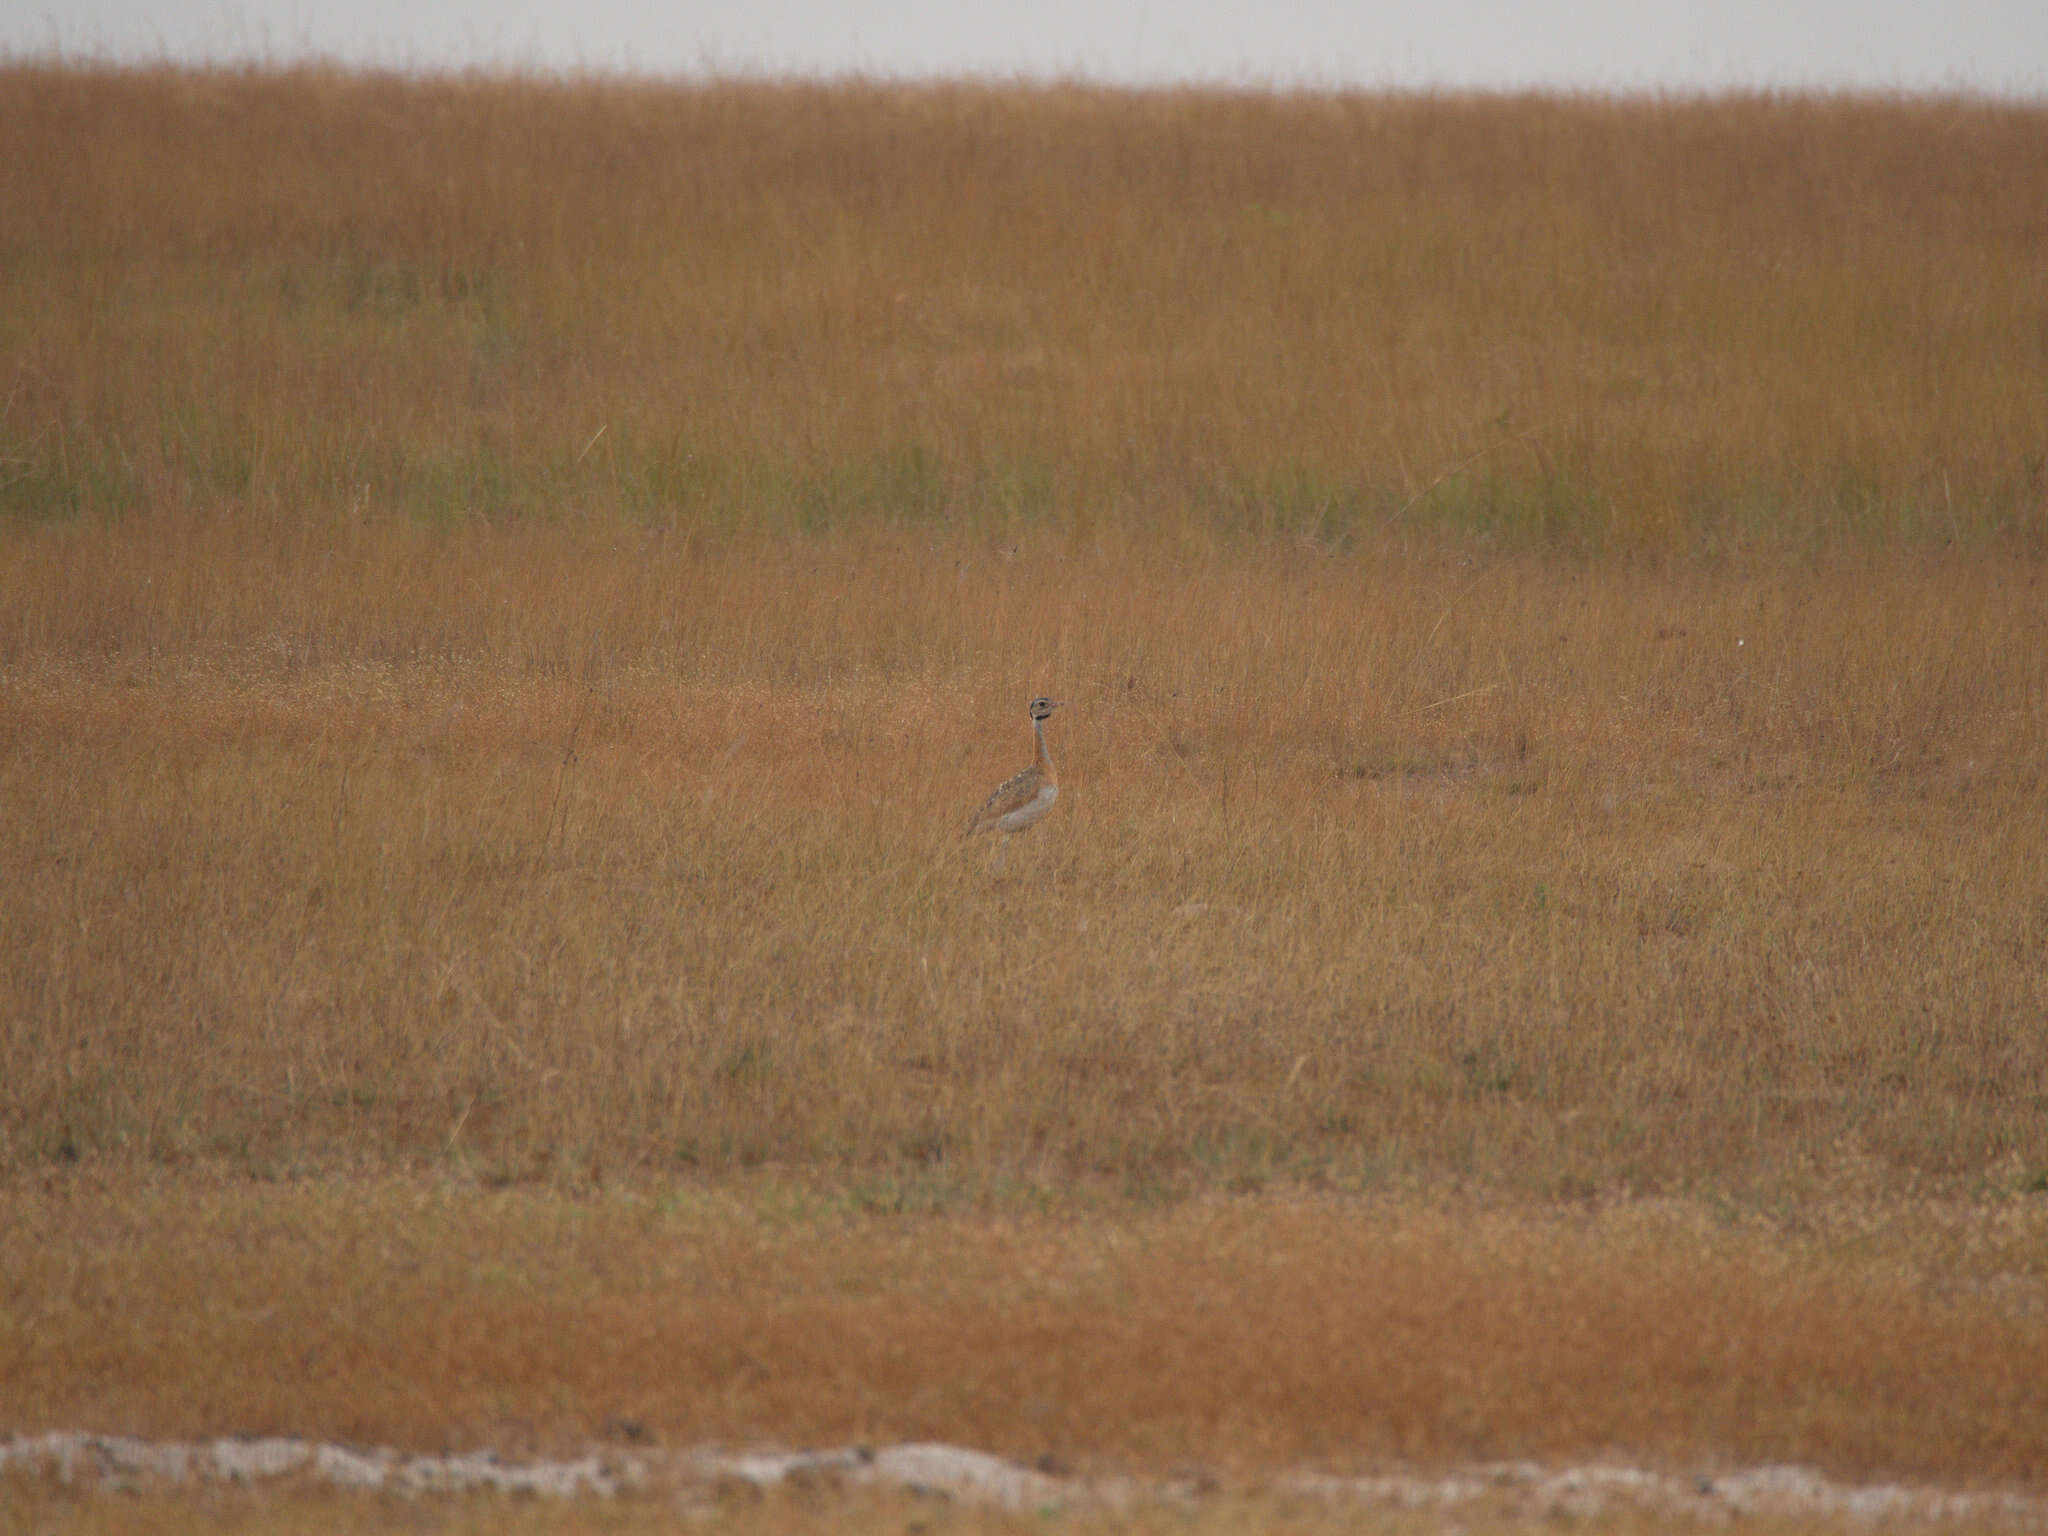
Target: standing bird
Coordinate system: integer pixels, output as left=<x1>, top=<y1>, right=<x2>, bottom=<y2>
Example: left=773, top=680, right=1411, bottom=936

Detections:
left=964, top=696, right=1064, bottom=856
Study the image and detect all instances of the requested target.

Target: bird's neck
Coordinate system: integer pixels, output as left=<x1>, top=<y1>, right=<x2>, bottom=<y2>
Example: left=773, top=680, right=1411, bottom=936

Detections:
left=1035, top=718, right=1057, bottom=785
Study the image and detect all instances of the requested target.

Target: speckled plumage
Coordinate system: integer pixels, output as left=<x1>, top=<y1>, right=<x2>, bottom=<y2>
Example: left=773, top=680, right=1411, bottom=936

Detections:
left=965, top=697, right=1063, bottom=840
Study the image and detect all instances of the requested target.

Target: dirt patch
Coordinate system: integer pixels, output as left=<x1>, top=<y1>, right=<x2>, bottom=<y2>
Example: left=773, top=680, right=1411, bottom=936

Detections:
left=5, top=1434, right=2044, bottom=1527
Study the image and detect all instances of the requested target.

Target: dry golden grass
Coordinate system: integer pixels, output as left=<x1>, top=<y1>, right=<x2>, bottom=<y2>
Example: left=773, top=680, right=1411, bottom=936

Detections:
left=5, top=66, right=2048, bottom=1500
left=6, top=525, right=2044, bottom=1489
left=5, top=1175, right=2047, bottom=1484
left=3, top=528, right=2045, bottom=1193
left=3, top=67, right=2045, bottom=550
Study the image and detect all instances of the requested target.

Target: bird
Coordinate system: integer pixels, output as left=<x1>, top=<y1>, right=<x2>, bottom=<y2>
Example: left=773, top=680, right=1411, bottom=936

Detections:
left=964, top=696, right=1064, bottom=856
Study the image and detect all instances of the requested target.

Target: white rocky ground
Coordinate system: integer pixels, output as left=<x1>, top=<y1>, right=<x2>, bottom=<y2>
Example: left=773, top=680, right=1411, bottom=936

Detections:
left=3, top=1433, right=2043, bottom=1526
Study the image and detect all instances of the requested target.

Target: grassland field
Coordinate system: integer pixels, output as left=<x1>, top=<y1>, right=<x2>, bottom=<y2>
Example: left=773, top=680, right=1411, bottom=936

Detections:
left=3, top=64, right=2047, bottom=1530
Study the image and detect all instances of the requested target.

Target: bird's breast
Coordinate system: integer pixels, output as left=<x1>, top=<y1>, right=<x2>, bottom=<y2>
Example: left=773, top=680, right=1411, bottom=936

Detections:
left=994, top=782, right=1058, bottom=832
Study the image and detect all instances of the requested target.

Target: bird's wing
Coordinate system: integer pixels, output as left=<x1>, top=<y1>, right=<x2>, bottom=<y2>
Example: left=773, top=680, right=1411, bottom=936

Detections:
left=965, top=765, right=1044, bottom=834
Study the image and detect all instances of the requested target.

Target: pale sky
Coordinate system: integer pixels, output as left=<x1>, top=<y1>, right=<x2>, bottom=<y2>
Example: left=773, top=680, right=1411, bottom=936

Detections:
left=8, top=0, right=2047, bottom=95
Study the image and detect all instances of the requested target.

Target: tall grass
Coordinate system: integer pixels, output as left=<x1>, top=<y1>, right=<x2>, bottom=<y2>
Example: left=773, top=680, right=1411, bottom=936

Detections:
left=2, top=524, right=2042, bottom=1192
left=2, top=67, right=2044, bottom=551
left=1, top=67, right=2044, bottom=1195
